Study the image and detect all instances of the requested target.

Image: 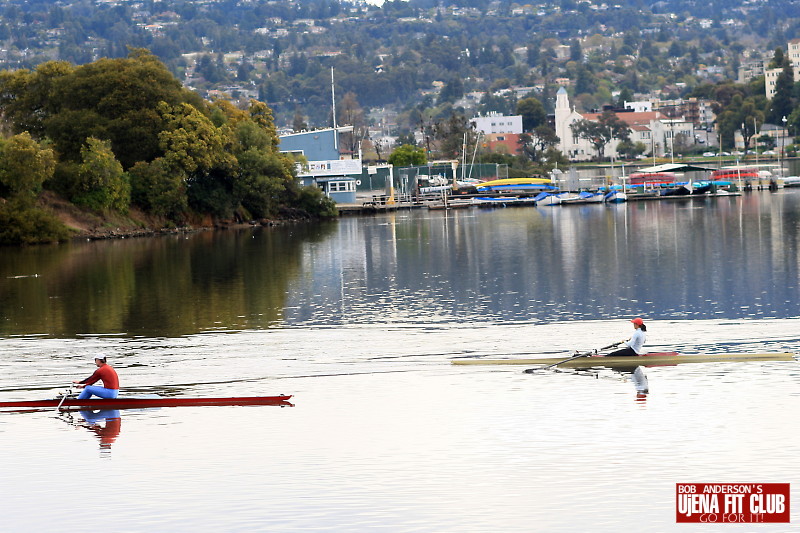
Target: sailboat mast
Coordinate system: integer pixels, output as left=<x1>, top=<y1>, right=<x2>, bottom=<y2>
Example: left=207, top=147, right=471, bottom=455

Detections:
left=468, top=132, right=481, bottom=181
left=331, top=67, right=338, bottom=150
left=462, top=132, right=467, bottom=181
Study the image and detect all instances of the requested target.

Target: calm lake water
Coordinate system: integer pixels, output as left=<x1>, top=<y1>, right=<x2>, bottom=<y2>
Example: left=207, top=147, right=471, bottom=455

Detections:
left=1, top=191, right=799, bottom=531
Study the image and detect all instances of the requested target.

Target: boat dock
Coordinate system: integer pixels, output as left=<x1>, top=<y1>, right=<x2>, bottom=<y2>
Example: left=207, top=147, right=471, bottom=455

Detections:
left=336, top=193, right=540, bottom=215
left=336, top=189, right=743, bottom=215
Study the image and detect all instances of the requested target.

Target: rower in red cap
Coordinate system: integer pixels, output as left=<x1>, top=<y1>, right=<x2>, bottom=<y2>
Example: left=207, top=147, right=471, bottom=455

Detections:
left=73, top=354, right=119, bottom=399
left=606, top=318, right=647, bottom=357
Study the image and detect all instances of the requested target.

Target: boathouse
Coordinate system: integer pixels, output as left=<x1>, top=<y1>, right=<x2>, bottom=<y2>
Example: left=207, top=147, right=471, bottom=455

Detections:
left=279, top=126, right=362, bottom=204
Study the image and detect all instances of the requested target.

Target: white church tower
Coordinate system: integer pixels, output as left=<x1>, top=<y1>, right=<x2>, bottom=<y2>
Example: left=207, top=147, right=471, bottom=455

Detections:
left=555, top=86, right=596, bottom=161
left=555, top=87, right=576, bottom=159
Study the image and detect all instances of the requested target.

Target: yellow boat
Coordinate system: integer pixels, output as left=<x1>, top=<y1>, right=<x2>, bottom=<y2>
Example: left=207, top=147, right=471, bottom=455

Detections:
left=477, top=177, right=552, bottom=187
left=451, top=352, right=796, bottom=369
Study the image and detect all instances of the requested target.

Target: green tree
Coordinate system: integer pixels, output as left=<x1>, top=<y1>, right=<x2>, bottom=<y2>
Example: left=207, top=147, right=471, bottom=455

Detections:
left=158, top=102, right=234, bottom=176
left=232, top=120, right=294, bottom=218
left=768, top=47, right=785, bottom=69
left=617, top=140, right=647, bottom=159
left=395, top=132, right=417, bottom=147
left=23, top=49, right=203, bottom=170
left=574, top=65, right=597, bottom=96
left=530, top=125, right=560, bottom=159
left=128, top=158, right=187, bottom=221
left=516, top=97, right=547, bottom=132
left=478, top=92, right=512, bottom=115
left=292, top=108, right=308, bottom=132
left=0, top=50, right=331, bottom=228
left=438, top=77, right=464, bottom=105
left=569, top=39, right=582, bottom=61
left=157, top=101, right=238, bottom=218
left=291, top=185, right=338, bottom=218
left=767, top=62, right=794, bottom=125
left=741, top=113, right=763, bottom=154
left=0, top=61, right=74, bottom=139
left=388, top=144, right=427, bottom=166
left=433, top=113, right=476, bottom=160
left=570, top=111, right=632, bottom=160
left=0, top=197, right=72, bottom=244
left=756, top=134, right=775, bottom=150
left=616, top=87, right=634, bottom=108
left=73, top=137, right=130, bottom=212
left=540, top=147, right=569, bottom=173
left=247, top=100, right=281, bottom=149
left=0, top=132, right=56, bottom=203
left=235, top=148, right=292, bottom=219
left=518, top=133, right=536, bottom=161
left=230, top=113, right=272, bottom=152
left=0, top=49, right=204, bottom=169
left=0, top=132, right=68, bottom=244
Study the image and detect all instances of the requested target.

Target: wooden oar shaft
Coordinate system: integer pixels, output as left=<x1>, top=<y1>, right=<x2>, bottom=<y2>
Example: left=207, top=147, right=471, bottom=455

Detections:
left=600, top=341, right=623, bottom=351
left=539, top=351, right=592, bottom=370
left=527, top=342, right=623, bottom=372
left=55, top=387, right=72, bottom=411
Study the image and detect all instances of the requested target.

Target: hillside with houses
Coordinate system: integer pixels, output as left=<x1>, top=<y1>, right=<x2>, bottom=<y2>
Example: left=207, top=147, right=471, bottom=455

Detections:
left=1, top=0, right=800, bottom=244
left=0, top=1, right=798, bottom=137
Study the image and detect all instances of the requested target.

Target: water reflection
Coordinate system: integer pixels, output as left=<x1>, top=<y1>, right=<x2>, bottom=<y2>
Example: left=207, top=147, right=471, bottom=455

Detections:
left=61, top=409, right=121, bottom=455
left=287, top=191, right=800, bottom=325
left=0, top=222, right=336, bottom=337
left=547, top=364, right=650, bottom=403
left=3, top=192, right=800, bottom=337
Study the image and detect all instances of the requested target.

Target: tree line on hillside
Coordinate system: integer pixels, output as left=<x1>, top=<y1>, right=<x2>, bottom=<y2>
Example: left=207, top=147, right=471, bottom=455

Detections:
left=0, top=49, right=335, bottom=245
left=0, top=0, right=798, bottom=132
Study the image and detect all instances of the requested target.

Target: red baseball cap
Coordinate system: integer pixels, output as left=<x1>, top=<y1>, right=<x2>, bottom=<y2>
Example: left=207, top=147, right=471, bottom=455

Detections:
left=631, top=317, right=644, bottom=326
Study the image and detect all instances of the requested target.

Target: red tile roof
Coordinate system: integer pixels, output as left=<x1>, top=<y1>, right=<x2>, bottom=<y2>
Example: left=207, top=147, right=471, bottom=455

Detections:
left=581, top=111, right=663, bottom=126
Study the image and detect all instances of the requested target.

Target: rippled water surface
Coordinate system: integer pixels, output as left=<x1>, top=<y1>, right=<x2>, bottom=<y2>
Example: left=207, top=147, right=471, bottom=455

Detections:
left=2, top=191, right=800, bottom=531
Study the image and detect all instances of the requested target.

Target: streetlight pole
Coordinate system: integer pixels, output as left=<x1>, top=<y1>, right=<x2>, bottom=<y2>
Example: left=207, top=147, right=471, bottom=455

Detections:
left=741, top=122, right=745, bottom=155
left=651, top=131, right=656, bottom=166
left=782, top=116, right=788, bottom=177
left=753, top=116, right=759, bottom=174
left=751, top=117, right=764, bottom=189
left=669, top=118, right=675, bottom=164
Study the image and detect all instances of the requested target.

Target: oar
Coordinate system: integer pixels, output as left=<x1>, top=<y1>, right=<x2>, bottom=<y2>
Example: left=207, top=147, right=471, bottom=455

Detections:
left=55, top=387, right=73, bottom=412
left=523, top=342, right=623, bottom=373
left=597, top=341, right=624, bottom=353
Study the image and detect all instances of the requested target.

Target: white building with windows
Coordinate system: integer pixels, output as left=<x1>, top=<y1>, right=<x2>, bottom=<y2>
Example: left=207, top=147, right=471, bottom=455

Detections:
left=555, top=87, right=686, bottom=161
left=471, top=112, right=523, bottom=135
left=764, top=38, right=800, bottom=99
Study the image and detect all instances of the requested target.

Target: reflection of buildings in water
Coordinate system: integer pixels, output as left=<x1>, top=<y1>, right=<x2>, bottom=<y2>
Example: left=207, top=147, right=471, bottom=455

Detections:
left=78, top=409, right=121, bottom=452
left=291, top=194, right=800, bottom=322
left=298, top=217, right=374, bottom=317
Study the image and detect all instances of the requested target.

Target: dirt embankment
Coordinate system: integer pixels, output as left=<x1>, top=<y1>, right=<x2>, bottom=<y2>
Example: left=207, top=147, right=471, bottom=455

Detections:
left=38, top=191, right=292, bottom=241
